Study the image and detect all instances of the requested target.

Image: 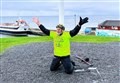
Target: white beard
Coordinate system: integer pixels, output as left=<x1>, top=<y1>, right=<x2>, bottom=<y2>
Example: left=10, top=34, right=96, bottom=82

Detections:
left=57, top=32, right=62, bottom=36
left=57, top=33, right=61, bottom=35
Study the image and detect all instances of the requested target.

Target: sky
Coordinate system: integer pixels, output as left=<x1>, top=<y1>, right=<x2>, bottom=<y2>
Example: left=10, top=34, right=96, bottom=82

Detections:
left=0, top=0, right=120, bottom=17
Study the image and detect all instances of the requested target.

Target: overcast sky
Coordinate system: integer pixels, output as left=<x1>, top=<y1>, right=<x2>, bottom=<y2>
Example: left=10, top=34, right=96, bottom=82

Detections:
left=0, top=0, right=119, bottom=17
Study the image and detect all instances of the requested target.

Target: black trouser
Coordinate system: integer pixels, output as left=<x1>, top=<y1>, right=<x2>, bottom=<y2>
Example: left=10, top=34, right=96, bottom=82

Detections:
left=50, top=56, right=74, bottom=74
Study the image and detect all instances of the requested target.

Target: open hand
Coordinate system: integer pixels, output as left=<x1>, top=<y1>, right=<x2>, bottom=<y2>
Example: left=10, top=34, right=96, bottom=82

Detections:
left=32, top=17, right=41, bottom=26
left=18, top=19, right=26, bottom=23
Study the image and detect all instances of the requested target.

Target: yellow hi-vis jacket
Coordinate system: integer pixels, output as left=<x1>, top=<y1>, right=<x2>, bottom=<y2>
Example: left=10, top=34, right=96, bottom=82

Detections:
left=50, top=31, right=71, bottom=57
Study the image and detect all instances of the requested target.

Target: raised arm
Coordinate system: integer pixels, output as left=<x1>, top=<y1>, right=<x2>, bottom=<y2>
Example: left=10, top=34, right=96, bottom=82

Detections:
left=70, top=17, right=88, bottom=37
left=18, top=19, right=29, bottom=26
left=32, top=17, right=50, bottom=36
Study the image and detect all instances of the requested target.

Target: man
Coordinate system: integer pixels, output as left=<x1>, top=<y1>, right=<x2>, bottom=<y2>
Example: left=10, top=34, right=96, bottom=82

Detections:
left=13, top=21, right=19, bottom=26
left=18, top=20, right=29, bottom=30
left=32, top=17, right=88, bottom=74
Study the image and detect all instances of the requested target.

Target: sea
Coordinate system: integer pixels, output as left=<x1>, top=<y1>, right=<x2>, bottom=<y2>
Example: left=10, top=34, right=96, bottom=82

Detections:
left=0, top=15, right=119, bottom=38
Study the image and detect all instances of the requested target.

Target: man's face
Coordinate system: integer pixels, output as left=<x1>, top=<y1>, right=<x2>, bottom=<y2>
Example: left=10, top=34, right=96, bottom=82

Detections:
left=56, top=28, right=63, bottom=35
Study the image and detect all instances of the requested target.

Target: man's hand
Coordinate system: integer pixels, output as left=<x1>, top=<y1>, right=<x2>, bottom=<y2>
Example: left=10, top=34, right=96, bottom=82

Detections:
left=79, top=17, right=88, bottom=26
left=18, top=19, right=28, bottom=26
left=18, top=19, right=26, bottom=23
left=32, top=17, right=41, bottom=26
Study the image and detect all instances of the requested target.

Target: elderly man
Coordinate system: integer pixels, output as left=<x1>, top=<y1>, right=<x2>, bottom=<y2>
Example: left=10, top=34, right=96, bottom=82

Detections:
left=33, top=17, right=88, bottom=74
left=18, top=19, right=29, bottom=30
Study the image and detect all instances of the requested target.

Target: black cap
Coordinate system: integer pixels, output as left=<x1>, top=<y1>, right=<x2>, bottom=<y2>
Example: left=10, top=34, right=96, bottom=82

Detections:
left=56, top=24, right=65, bottom=30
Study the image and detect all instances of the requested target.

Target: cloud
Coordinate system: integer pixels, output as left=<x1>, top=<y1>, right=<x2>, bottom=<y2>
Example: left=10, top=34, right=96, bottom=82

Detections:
left=1, top=1, right=119, bottom=16
left=1, top=2, right=59, bottom=16
left=2, top=0, right=119, bottom=2
left=2, top=10, right=58, bottom=16
left=2, top=2, right=58, bottom=11
left=64, top=2, right=119, bottom=16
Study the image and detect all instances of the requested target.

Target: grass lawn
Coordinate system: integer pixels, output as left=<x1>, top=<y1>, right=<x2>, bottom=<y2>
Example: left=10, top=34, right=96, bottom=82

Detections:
left=0, top=36, right=52, bottom=53
left=0, top=35, right=120, bottom=53
left=71, top=35, right=120, bottom=43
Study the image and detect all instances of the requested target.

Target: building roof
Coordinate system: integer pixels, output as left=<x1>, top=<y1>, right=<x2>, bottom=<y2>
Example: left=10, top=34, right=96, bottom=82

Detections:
left=99, top=20, right=120, bottom=26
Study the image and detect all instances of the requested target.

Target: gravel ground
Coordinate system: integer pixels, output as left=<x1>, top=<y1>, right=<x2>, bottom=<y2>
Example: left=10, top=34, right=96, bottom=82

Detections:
left=0, top=42, right=119, bottom=83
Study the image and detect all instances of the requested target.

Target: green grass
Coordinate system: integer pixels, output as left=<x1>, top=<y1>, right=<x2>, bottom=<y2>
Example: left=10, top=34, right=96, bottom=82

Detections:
left=0, top=36, right=52, bottom=53
left=71, top=35, right=120, bottom=43
left=0, top=35, right=120, bottom=53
